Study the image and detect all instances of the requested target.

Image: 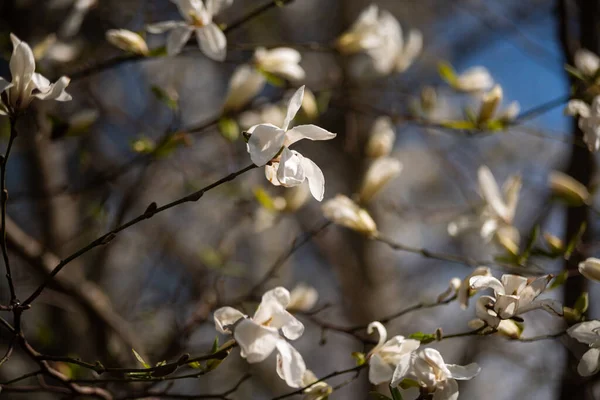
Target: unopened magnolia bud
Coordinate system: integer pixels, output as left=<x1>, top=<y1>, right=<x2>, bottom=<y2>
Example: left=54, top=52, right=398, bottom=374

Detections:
left=420, top=86, right=437, bottom=114
left=322, top=195, right=378, bottom=236
left=437, top=277, right=461, bottom=303
left=223, top=65, right=266, bottom=112
left=477, top=85, right=502, bottom=124
left=106, top=29, right=149, bottom=55
left=543, top=232, right=564, bottom=253
left=454, top=66, right=494, bottom=92
left=579, top=257, right=600, bottom=282
left=495, top=225, right=520, bottom=256
left=359, top=157, right=402, bottom=204
left=288, top=283, right=319, bottom=312
left=365, top=117, right=395, bottom=158
left=548, top=171, right=590, bottom=206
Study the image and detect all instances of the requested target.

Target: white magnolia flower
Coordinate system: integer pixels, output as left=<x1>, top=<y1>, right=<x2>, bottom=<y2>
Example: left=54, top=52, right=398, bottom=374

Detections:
left=574, top=49, right=600, bottom=77
left=579, top=257, right=600, bottom=283
left=457, top=267, right=491, bottom=309
left=469, top=274, right=562, bottom=328
left=367, top=321, right=420, bottom=385
left=337, top=5, right=422, bottom=75
left=223, top=48, right=305, bottom=112
left=322, top=194, right=378, bottom=236
left=476, top=85, right=520, bottom=124
left=288, top=283, right=319, bottom=312
left=565, top=97, right=600, bottom=152
left=147, top=0, right=231, bottom=61
left=468, top=318, right=522, bottom=339
left=549, top=170, right=590, bottom=205
left=0, top=34, right=72, bottom=116
left=213, top=287, right=306, bottom=387
left=359, top=157, right=403, bottom=204
left=366, top=116, right=396, bottom=158
left=106, top=29, right=149, bottom=55
left=453, top=66, right=494, bottom=92
left=448, top=166, right=521, bottom=255
left=437, top=278, right=461, bottom=303
left=568, top=320, right=600, bottom=376
left=391, top=348, right=480, bottom=400
left=301, top=370, right=332, bottom=400
left=246, top=86, right=336, bottom=201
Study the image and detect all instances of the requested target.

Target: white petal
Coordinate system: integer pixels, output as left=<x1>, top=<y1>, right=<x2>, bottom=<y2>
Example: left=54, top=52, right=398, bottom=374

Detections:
left=391, top=352, right=414, bottom=387
left=518, top=298, right=563, bottom=316
left=277, top=148, right=306, bottom=187
left=288, top=284, right=319, bottom=312
left=223, top=65, right=266, bottom=111
left=518, top=275, right=551, bottom=306
left=368, top=354, right=394, bottom=385
left=146, top=20, right=185, bottom=34
left=275, top=340, right=307, bottom=388
left=285, top=125, right=337, bottom=147
left=196, top=24, right=227, bottom=62
left=247, top=123, right=287, bottom=166
left=433, top=379, right=459, bottom=400
left=265, top=163, right=282, bottom=186
left=367, top=321, right=387, bottom=349
left=33, top=76, right=72, bottom=101
left=213, top=306, right=246, bottom=334
left=206, top=0, right=233, bottom=15
left=446, top=363, right=481, bottom=380
left=478, top=166, right=510, bottom=222
left=261, top=287, right=291, bottom=308
left=173, top=0, right=205, bottom=22
left=421, top=348, right=448, bottom=373
left=9, top=33, right=36, bottom=101
left=299, top=156, right=325, bottom=201
left=283, top=86, right=304, bottom=131
left=166, top=26, right=193, bottom=56
left=233, top=319, right=280, bottom=363
left=0, top=77, right=13, bottom=94
left=494, top=294, right=519, bottom=319
left=469, top=276, right=505, bottom=295
left=475, top=295, right=500, bottom=328
left=568, top=321, right=600, bottom=345
left=253, top=290, right=304, bottom=340
left=578, top=348, right=600, bottom=376
left=396, top=29, right=423, bottom=73
left=575, top=49, right=600, bottom=76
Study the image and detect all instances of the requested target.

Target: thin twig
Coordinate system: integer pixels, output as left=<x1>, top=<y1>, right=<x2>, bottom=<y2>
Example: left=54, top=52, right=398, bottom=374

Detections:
left=1, top=117, right=18, bottom=304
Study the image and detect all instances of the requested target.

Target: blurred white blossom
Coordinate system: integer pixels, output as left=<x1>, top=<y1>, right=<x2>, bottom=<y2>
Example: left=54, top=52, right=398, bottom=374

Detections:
left=391, top=348, right=480, bottom=399
left=574, top=49, right=600, bottom=78
left=247, top=86, right=336, bottom=201
left=366, top=117, right=396, bottom=158
left=568, top=320, right=600, bottom=376
left=106, top=29, right=149, bottom=55
left=366, top=321, right=420, bottom=385
left=301, top=370, right=332, bottom=400
left=477, top=85, right=520, bottom=125
left=147, top=0, right=232, bottom=61
left=214, top=287, right=306, bottom=387
left=470, top=274, right=562, bottom=328
left=255, top=47, right=305, bottom=82
left=288, top=283, right=319, bottom=312
left=359, top=157, right=403, bottom=204
left=468, top=318, right=522, bottom=339
left=565, top=97, right=600, bottom=151
left=0, top=34, right=72, bottom=116
left=454, top=66, right=494, bottom=92
left=579, top=258, right=600, bottom=283
left=322, top=195, right=378, bottom=236
left=549, top=170, right=590, bottom=206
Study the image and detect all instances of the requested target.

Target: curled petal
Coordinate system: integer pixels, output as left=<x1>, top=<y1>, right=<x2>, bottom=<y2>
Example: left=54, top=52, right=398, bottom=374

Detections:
left=196, top=24, right=227, bottom=62
left=234, top=319, right=279, bottom=363
left=275, top=340, right=307, bottom=388
left=367, top=321, right=387, bottom=350
left=277, top=148, right=305, bottom=187
left=469, top=275, right=505, bottom=295
left=300, top=156, right=325, bottom=201
left=247, top=123, right=287, bottom=166
left=213, top=306, right=246, bottom=334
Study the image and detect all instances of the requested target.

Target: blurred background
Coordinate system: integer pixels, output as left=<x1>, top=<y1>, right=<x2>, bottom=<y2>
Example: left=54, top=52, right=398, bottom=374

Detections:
left=0, top=0, right=596, bottom=399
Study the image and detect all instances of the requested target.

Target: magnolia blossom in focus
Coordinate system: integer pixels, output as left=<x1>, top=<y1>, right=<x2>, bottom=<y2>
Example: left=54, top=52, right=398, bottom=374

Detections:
left=337, top=5, right=422, bottom=76
left=565, top=97, right=600, bottom=152
left=391, top=348, right=480, bottom=400
left=223, top=48, right=306, bottom=112
left=453, top=66, right=494, bottom=92
left=288, top=283, right=319, bottom=312
left=574, top=49, right=600, bottom=78
left=213, top=287, right=306, bottom=387
left=366, top=117, right=396, bottom=158
left=457, top=267, right=491, bottom=309
left=0, top=34, right=72, bottom=116
left=579, top=258, right=600, bottom=283
left=366, top=321, right=420, bottom=385
left=246, top=86, right=336, bottom=201
left=106, top=29, right=149, bottom=55
left=359, top=157, right=403, bottom=204
left=568, top=320, right=600, bottom=376
left=470, top=274, right=562, bottom=328
left=147, top=0, right=232, bottom=61
left=448, top=166, right=521, bottom=255
left=549, top=170, right=590, bottom=206
left=301, top=370, right=332, bottom=400
left=322, top=195, right=378, bottom=236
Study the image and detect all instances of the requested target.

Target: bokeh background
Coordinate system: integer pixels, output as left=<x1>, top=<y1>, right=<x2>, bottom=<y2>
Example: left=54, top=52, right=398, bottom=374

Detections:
left=0, top=0, right=596, bottom=399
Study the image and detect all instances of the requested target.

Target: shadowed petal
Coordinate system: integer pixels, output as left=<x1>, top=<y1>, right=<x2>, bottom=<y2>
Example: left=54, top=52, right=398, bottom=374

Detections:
left=285, top=124, right=336, bottom=147
left=282, top=86, right=304, bottom=131
left=166, top=26, right=193, bottom=56
left=277, top=148, right=305, bottom=187
left=300, top=156, right=325, bottom=201
left=196, top=24, right=227, bottom=61
left=247, top=123, right=286, bottom=166
left=234, top=319, right=279, bottom=363
left=275, top=340, right=307, bottom=388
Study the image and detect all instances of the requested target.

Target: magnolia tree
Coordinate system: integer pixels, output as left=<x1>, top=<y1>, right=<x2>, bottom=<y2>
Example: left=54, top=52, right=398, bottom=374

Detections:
left=0, top=0, right=598, bottom=399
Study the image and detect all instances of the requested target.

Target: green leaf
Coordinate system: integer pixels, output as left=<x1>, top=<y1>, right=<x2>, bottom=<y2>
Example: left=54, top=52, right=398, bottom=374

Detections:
left=438, top=61, right=457, bottom=86
left=565, top=223, right=586, bottom=260
left=199, top=248, right=224, bottom=269
left=131, top=137, right=156, bottom=154
left=390, top=386, right=403, bottom=400
left=188, top=361, right=204, bottom=370
left=132, top=349, right=150, bottom=369
left=148, top=46, right=168, bottom=57
left=369, top=393, right=392, bottom=400
left=440, top=120, right=477, bottom=131
left=211, top=336, right=219, bottom=353
left=151, top=85, right=178, bottom=110
left=351, top=352, right=366, bottom=366
left=407, top=332, right=436, bottom=344
left=259, top=68, right=285, bottom=87
left=399, top=378, right=420, bottom=390
left=548, top=270, right=569, bottom=290
left=218, top=117, right=240, bottom=142
left=574, top=292, right=589, bottom=314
